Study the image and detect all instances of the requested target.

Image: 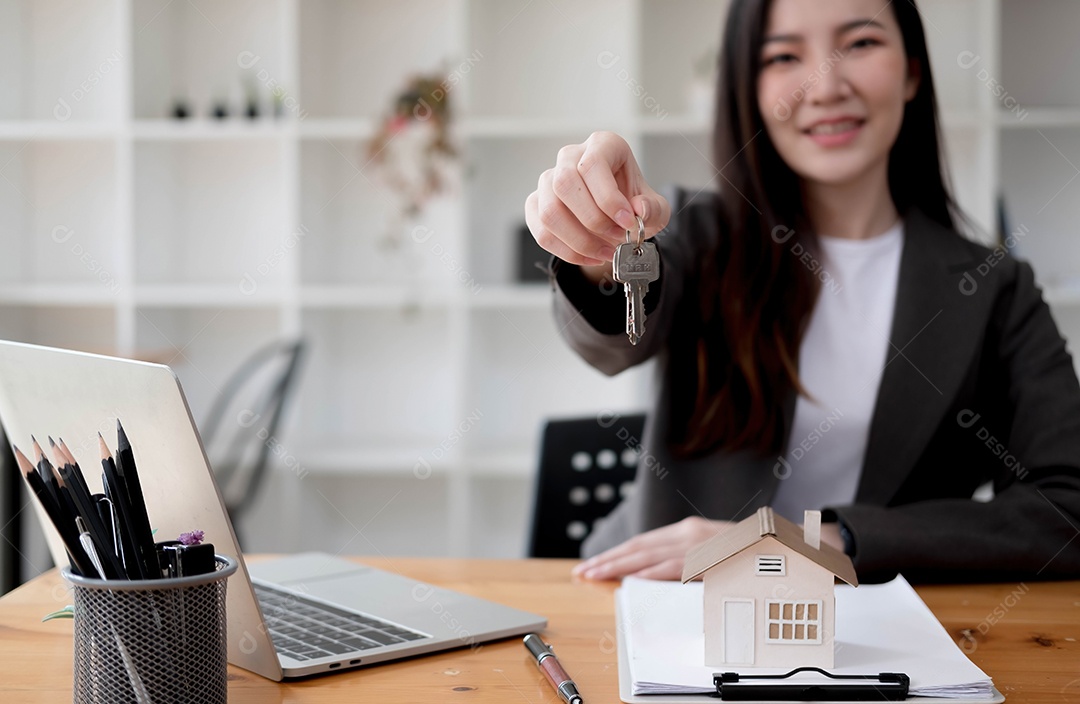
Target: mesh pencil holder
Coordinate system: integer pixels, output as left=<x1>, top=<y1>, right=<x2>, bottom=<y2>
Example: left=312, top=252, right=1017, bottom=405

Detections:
left=62, top=555, right=238, bottom=704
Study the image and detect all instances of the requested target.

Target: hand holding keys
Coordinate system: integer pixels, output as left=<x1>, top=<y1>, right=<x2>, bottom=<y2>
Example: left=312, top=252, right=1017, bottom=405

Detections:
left=612, top=216, right=659, bottom=345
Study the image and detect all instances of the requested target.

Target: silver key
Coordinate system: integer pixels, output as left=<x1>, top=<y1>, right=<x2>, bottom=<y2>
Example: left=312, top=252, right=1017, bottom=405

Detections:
left=612, top=221, right=659, bottom=345
left=614, top=241, right=659, bottom=344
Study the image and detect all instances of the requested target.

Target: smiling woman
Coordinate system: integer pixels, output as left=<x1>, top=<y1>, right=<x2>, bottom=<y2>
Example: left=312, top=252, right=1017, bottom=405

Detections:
left=525, top=0, right=1080, bottom=584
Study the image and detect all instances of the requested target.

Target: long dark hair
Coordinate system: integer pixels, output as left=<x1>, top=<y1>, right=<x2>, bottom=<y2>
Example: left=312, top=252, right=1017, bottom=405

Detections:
left=671, top=0, right=966, bottom=459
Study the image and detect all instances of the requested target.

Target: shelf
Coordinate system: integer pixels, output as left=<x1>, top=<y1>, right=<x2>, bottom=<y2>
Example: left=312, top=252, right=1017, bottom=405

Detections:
left=997, top=108, right=1080, bottom=129
left=461, top=117, right=630, bottom=139
left=0, top=122, right=119, bottom=140
left=0, top=285, right=120, bottom=306
left=299, top=285, right=457, bottom=309
left=132, top=120, right=291, bottom=141
left=133, top=285, right=285, bottom=307
left=1, top=0, right=1076, bottom=565
left=298, top=119, right=377, bottom=140
left=133, top=0, right=287, bottom=121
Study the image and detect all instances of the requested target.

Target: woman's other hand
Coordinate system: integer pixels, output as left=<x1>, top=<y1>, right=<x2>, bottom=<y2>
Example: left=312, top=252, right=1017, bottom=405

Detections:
left=571, top=516, right=731, bottom=581
left=525, top=131, right=670, bottom=270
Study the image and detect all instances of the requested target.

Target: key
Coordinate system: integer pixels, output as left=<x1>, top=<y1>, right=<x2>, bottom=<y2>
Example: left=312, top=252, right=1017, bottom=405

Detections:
left=613, top=240, right=659, bottom=345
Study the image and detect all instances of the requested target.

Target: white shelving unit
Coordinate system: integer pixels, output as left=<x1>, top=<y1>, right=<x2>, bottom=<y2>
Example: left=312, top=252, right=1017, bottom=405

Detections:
left=2, top=0, right=1079, bottom=565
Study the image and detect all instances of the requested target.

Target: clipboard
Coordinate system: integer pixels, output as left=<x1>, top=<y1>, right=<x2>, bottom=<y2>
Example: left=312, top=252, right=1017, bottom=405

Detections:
left=614, top=599, right=1006, bottom=704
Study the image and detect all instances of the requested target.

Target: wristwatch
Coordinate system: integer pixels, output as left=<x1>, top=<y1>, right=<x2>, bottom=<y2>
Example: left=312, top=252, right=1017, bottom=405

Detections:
left=837, top=518, right=856, bottom=556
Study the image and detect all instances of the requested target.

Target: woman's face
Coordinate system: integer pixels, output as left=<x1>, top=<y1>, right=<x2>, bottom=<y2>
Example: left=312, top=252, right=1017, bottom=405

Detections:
left=756, top=0, right=919, bottom=188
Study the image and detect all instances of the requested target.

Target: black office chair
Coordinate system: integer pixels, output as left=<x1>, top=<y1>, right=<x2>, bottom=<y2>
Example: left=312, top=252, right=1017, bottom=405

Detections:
left=199, top=338, right=305, bottom=544
left=527, top=413, right=646, bottom=558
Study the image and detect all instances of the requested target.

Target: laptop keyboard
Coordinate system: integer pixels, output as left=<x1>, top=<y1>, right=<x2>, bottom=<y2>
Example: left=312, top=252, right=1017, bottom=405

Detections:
left=254, top=582, right=431, bottom=662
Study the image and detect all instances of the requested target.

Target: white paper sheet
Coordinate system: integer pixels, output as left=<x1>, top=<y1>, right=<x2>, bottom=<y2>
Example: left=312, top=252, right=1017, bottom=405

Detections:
left=618, top=575, right=994, bottom=699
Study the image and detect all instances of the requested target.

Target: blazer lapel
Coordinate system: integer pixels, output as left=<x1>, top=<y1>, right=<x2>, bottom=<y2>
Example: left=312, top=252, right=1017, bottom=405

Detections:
left=855, top=208, right=994, bottom=505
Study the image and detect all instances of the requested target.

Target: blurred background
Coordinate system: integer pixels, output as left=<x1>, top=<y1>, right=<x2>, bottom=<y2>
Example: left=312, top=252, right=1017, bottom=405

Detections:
left=1, top=0, right=1079, bottom=592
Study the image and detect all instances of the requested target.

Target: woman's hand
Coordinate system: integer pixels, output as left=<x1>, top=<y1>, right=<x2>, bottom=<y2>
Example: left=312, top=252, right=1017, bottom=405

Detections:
left=572, top=516, right=732, bottom=581
left=525, top=131, right=671, bottom=268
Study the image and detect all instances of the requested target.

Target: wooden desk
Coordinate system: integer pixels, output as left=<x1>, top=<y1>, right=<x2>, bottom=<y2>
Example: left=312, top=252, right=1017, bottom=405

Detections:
left=0, top=558, right=1077, bottom=702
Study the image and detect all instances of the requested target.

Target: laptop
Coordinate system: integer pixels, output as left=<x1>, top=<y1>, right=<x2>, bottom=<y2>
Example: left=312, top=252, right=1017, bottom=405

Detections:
left=0, top=340, right=546, bottom=680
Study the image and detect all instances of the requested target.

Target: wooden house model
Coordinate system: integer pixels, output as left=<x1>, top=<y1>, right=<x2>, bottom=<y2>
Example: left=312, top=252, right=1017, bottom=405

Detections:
left=681, top=507, right=858, bottom=668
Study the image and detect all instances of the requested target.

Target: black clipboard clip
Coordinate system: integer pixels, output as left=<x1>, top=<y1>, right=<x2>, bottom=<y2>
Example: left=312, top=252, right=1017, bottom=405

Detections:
left=713, top=667, right=910, bottom=701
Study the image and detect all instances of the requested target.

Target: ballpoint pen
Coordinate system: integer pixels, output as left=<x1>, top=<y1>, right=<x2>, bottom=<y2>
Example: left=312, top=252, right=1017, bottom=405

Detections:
left=523, top=633, right=583, bottom=704
left=76, top=516, right=108, bottom=580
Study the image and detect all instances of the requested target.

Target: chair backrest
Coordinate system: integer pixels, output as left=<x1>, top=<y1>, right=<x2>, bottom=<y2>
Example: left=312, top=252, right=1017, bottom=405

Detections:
left=199, top=338, right=305, bottom=530
left=528, top=414, right=646, bottom=558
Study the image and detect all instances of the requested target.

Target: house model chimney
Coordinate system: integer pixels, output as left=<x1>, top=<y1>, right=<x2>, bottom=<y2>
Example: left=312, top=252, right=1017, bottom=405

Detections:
left=803, top=510, right=821, bottom=549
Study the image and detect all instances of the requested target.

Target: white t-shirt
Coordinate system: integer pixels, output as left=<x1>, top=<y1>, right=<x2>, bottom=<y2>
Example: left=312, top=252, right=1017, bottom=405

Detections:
left=769, top=220, right=904, bottom=524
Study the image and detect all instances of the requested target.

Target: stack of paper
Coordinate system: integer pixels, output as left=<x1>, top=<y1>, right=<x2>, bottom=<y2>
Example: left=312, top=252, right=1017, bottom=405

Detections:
left=618, top=575, right=996, bottom=699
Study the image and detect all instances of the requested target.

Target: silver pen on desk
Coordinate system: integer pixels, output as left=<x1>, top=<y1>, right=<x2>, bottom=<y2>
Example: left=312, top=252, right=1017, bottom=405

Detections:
left=524, top=633, right=583, bottom=704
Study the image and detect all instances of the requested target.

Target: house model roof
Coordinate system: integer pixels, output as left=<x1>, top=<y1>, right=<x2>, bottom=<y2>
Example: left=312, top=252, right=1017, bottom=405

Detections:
left=680, top=507, right=859, bottom=586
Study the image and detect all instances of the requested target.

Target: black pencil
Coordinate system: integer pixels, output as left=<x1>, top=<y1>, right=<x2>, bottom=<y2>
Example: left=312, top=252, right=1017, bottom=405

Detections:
left=58, top=465, right=124, bottom=579
left=114, top=423, right=156, bottom=579
left=100, top=447, right=147, bottom=580
left=56, top=460, right=125, bottom=579
left=50, top=438, right=95, bottom=513
left=13, top=445, right=94, bottom=577
left=31, top=437, right=60, bottom=504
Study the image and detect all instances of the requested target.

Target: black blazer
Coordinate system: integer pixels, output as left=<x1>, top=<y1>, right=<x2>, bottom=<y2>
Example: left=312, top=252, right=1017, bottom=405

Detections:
left=550, top=187, right=1080, bottom=583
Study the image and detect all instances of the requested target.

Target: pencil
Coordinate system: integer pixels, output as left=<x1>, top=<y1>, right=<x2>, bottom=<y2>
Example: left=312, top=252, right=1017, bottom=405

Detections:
left=100, top=440, right=147, bottom=580
left=50, top=438, right=94, bottom=512
left=57, top=457, right=125, bottom=579
left=13, top=445, right=95, bottom=577
left=114, top=422, right=156, bottom=579
left=51, top=436, right=77, bottom=468
left=31, top=436, right=60, bottom=503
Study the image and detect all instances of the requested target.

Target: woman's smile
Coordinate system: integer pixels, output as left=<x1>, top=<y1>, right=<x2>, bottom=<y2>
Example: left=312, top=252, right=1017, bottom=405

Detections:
left=803, top=116, right=867, bottom=147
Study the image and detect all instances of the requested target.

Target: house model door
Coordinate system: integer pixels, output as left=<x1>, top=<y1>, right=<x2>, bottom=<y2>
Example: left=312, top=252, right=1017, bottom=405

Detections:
left=723, top=598, right=754, bottom=664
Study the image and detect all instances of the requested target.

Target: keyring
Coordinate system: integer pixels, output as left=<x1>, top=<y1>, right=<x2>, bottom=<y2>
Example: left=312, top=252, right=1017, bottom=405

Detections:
left=625, top=215, right=645, bottom=250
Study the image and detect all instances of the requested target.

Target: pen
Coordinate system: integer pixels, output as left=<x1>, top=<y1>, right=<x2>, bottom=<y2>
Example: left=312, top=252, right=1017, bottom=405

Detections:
left=523, top=633, right=583, bottom=704
left=76, top=516, right=108, bottom=580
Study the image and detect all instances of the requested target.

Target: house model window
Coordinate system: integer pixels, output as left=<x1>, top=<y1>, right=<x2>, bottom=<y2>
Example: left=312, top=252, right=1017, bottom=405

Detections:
left=755, top=555, right=785, bottom=575
left=765, top=600, right=823, bottom=644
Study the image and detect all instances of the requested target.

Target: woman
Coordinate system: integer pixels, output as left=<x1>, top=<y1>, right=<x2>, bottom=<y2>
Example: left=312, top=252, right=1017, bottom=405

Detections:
left=524, top=0, right=1080, bottom=583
